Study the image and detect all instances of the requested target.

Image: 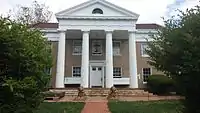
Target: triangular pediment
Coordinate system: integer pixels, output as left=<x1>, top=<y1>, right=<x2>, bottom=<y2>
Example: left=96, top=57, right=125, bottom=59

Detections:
left=56, top=0, right=139, bottom=19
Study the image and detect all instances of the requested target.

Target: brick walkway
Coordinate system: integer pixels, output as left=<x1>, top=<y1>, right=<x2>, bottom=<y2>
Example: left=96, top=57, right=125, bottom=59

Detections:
left=81, top=101, right=111, bottom=113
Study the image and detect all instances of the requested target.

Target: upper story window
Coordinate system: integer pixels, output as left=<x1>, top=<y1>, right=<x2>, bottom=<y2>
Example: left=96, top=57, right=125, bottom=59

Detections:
left=113, top=41, right=121, bottom=56
left=92, top=8, right=103, bottom=14
left=92, top=40, right=102, bottom=55
left=73, top=40, right=82, bottom=55
left=141, top=43, right=149, bottom=57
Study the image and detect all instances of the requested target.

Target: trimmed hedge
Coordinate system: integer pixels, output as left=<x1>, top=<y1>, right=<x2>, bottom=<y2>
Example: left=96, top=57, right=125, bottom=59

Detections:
left=147, top=75, right=174, bottom=95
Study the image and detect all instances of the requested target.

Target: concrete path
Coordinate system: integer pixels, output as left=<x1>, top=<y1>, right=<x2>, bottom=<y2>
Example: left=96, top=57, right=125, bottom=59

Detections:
left=81, top=97, right=111, bottom=113
left=81, top=101, right=110, bottom=113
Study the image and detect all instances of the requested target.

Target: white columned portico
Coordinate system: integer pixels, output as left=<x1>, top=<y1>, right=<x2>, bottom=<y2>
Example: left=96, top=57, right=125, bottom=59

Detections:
left=55, top=30, right=66, bottom=88
left=81, top=31, right=90, bottom=88
left=129, top=31, right=138, bottom=88
left=106, top=31, right=114, bottom=88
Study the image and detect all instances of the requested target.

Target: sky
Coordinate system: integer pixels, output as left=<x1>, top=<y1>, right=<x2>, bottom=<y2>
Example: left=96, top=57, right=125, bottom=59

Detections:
left=0, top=0, right=199, bottom=25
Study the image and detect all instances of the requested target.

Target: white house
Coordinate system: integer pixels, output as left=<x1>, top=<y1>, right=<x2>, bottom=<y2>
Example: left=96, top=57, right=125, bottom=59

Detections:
left=33, top=0, right=161, bottom=89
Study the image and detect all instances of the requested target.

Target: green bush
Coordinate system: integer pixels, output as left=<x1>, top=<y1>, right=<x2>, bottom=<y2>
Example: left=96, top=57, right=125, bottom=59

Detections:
left=0, top=17, right=52, bottom=113
left=147, top=75, right=174, bottom=95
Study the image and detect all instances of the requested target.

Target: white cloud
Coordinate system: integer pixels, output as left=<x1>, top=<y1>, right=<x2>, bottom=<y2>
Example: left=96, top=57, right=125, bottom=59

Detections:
left=0, top=0, right=199, bottom=25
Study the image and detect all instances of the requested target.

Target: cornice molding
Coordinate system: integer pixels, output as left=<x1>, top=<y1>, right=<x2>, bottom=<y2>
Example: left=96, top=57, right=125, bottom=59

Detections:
left=56, top=15, right=137, bottom=20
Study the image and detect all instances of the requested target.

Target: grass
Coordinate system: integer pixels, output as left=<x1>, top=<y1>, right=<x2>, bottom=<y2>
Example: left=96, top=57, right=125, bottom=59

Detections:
left=34, top=102, right=84, bottom=113
left=108, top=100, right=183, bottom=113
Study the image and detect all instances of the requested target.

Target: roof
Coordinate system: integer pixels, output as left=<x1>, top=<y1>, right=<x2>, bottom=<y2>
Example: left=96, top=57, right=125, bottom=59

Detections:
left=136, top=24, right=162, bottom=29
left=30, top=23, right=58, bottom=28
left=31, top=23, right=162, bottom=29
left=55, top=0, right=139, bottom=19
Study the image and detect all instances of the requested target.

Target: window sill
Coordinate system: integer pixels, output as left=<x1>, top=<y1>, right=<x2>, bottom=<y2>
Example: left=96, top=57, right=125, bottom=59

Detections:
left=72, top=53, right=82, bottom=56
left=92, top=54, right=103, bottom=56
left=113, top=76, right=122, bottom=78
left=143, top=82, right=147, bottom=84
left=141, top=55, right=150, bottom=58
left=113, top=54, right=121, bottom=56
left=72, top=76, right=81, bottom=78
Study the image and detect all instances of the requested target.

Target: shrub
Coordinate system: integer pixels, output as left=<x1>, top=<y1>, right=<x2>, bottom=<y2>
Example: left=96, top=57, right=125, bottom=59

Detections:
left=0, top=17, right=52, bottom=113
left=147, top=75, right=174, bottom=95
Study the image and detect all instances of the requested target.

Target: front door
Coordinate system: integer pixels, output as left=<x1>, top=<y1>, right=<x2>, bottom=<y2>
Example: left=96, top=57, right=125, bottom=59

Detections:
left=90, top=66, right=103, bottom=87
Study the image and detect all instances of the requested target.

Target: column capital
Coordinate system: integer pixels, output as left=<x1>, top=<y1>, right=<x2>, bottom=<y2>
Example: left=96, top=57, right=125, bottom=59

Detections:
left=82, top=30, right=90, bottom=34
left=105, top=30, right=113, bottom=33
left=57, top=29, right=66, bottom=32
left=128, top=30, right=137, bottom=33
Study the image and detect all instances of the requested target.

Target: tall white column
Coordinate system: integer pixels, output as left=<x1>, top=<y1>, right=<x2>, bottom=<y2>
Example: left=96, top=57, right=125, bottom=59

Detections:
left=81, top=31, right=89, bottom=88
left=55, top=30, right=66, bottom=88
left=129, top=31, right=138, bottom=88
left=106, top=31, right=114, bottom=88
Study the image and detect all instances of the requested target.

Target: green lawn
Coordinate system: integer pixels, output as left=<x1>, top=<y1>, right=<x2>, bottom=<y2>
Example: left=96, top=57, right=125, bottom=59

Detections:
left=34, top=102, right=84, bottom=113
left=108, top=100, right=182, bottom=113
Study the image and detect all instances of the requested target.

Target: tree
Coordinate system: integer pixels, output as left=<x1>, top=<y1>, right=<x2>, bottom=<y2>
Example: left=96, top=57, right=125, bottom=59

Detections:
left=146, top=5, right=200, bottom=113
left=9, top=0, right=52, bottom=24
left=0, top=17, right=52, bottom=113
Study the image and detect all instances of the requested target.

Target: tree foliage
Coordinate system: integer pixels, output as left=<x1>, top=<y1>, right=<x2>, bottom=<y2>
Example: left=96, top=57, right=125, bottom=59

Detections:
left=9, top=0, right=52, bottom=24
left=146, top=5, right=200, bottom=113
left=0, top=17, right=52, bottom=113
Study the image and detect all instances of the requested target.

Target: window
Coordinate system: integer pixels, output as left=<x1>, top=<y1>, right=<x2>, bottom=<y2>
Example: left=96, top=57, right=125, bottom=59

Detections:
left=113, top=67, right=122, bottom=78
left=141, top=43, right=149, bottom=57
left=113, top=41, right=120, bottom=56
left=72, top=67, right=81, bottom=77
left=44, top=67, right=51, bottom=75
left=142, top=68, right=151, bottom=82
left=73, top=40, right=82, bottom=55
left=92, top=8, right=103, bottom=14
left=92, top=40, right=102, bottom=55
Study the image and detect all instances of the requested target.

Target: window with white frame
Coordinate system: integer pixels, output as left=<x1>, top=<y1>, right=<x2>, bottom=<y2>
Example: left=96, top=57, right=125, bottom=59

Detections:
left=72, top=67, right=81, bottom=77
left=141, top=43, right=149, bottom=57
left=113, top=67, right=122, bottom=78
left=73, top=40, right=82, bottom=55
left=142, top=68, right=151, bottom=82
left=92, top=40, right=102, bottom=55
left=113, top=41, right=120, bottom=56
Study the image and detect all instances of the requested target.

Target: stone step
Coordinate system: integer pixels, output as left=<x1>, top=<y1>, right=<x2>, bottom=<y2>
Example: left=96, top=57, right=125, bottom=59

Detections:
left=50, top=88, right=155, bottom=97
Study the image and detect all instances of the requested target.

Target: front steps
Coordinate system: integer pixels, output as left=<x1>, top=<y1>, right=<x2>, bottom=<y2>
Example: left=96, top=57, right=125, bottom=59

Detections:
left=50, top=88, right=154, bottom=97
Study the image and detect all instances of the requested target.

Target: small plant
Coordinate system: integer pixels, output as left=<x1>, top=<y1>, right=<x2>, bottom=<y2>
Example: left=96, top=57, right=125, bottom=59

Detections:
left=74, top=86, right=86, bottom=101
left=107, top=86, right=117, bottom=99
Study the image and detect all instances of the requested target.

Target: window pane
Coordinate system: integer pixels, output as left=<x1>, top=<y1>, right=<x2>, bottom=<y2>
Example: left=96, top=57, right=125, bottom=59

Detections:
left=142, top=68, right=151, bottom=82
left=73, top=67, right=81, bottom=77
left=92, top=67, right=96, bottom=71
left=73, top=40, right=82, bottom=54
left=113, top=67, right=122, bottom=78
left=141, top=43, right=149, bottom=56
left=92, top=8, right=103, bottom=14
left=113, top=42, right=120, bottom=47
left=92, top=40, right=102, bottom=55
left=98, top=67, right=102, bottom=71
left=113, top=41, right=120, bottom=55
